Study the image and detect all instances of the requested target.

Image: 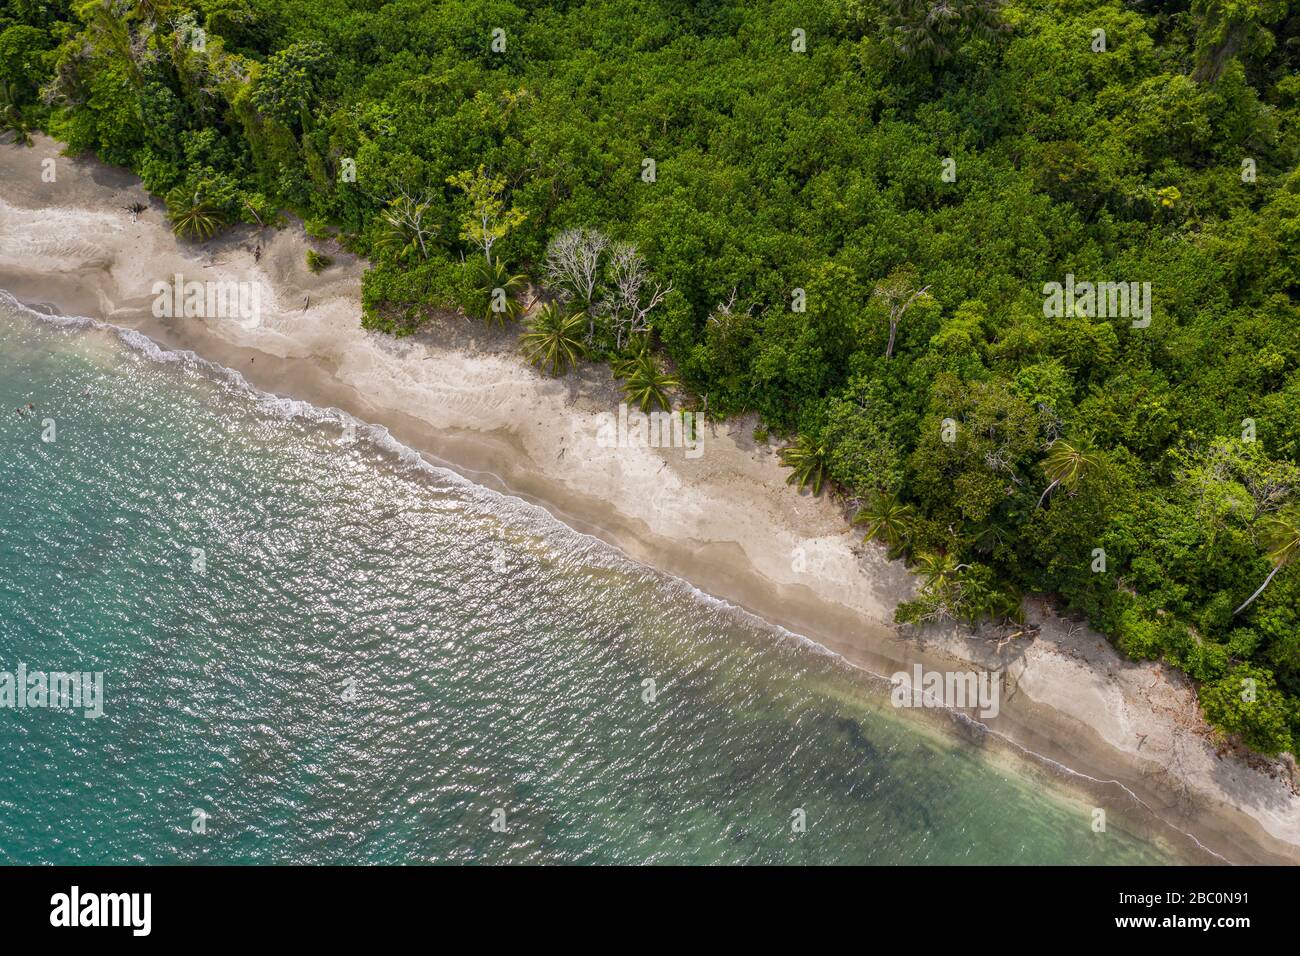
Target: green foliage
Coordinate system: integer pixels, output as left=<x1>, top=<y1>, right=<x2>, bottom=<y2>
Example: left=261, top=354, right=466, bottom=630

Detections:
left=14, top=0, right=1300, bottom=753
left=853, top=491, right=915, bottom=557
left=885, top=0, right=1010, bottom=66
left=306, top=248, right=332, bottom=273
left=1234, top=505, right=1300, bottom=615
left=249, top=40, right=329, bottom=134
left=0, top=80, right=33, bottom=144
left=165, top=186, right=224, bottom=241
left=373, top=192, right=438, bottom=264
left=1199, top=665, right=1296, bottom=756
left=1038, top=437, right=1102, bottom=508
left=823, top=377, right=905, bottom=496
left=466, top=257, right=527, bottom=327
left=520, top=303, right=586, bottom=377
left=447, top=164, right=527, bottom=264
left=779, top=435, right=830, bottom=496
left=615, top=338, right=680, bottom=412
left=897, top=558, right=1022, bottom=627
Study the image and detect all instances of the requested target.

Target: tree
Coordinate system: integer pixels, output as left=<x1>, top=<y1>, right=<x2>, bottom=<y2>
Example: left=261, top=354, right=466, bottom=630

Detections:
left=521, top=304, right=586, bottom=376
left=249, top=40, right=329, bottom=133
left=886, top=0, right=1009, bottom=65
left=374, top=189, right=437, bottom=263
left=77, top=0, right=142, bottom=85
left=1190, top=0, right=1288, bottom=84
left=1234, top=505, right=1300, bottom=616
left=780, top=435, right=830, bottom=496
left=0, top=82, right=32, bottom=145
left=872, top=267, right=930, bottom=360
left=822, top=377, right=904, bottom=495
left=447, top=165, right=526, bottom=264
left=0, top=24, right=52, bottom=104
left=616, top=339, right=679, bottom=412
left=602, top=242, right=672, bottom=350
left=1037, top=437, right=1101, bottom=508
left=165, top=186, right=224, bottom=241
left=914, top=550, right=963, bottom=592
left=1199, top=665, right=1294, bottom=755
left=897, top=558, right=1018, bottom=627
left=468, top=257, right=527, bottom=327
left=854, top=492, right=915, bottom=555
left=544, top=227, right=608, bottom=312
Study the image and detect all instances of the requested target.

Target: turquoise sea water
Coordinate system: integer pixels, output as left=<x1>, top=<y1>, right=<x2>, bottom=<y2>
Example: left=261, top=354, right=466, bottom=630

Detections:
left=0, top=296, right=1180, bottom=864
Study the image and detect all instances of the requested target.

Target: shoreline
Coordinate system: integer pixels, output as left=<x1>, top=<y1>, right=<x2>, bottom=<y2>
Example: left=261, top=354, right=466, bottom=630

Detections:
left=3, top=135, right=1298, bottom=865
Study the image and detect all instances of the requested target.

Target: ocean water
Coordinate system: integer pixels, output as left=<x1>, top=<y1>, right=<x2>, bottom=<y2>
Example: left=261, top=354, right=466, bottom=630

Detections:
left=0, top=296, right=1181, bottom=864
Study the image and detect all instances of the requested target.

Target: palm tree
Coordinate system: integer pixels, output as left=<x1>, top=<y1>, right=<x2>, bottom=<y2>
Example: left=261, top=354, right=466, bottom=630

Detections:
left=1037, top=437, right=1101, bottom=508
left=619, top=351, right=679, bottom=413
left=520, top=304, right=587, bottom=376
left=914, top=550, right=966, bottom=593
left=469, top=257, right=527, bottom=327
left=165, top=187, right=224, bottom=241
left=1234, top=505, right=1300, bottom=615
left=853, top=492, right=915, bottom=553
left=779, top=435, right=830, bottom=496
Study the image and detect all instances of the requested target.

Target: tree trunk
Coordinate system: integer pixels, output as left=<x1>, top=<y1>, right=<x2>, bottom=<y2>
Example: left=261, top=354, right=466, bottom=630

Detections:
left=1036, top=478, right=1060, bottom=509
left=1234, top=562, right=1282, bottom=616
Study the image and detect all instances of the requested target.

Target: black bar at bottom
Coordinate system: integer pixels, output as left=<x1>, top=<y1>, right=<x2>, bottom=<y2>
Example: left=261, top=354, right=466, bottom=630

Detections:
left=0, top=864, right=1283, bottom=942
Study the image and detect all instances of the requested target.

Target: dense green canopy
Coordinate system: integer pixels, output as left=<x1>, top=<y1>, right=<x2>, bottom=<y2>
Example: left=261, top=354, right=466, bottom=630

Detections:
left=3, top=0, right=1298, bottom=753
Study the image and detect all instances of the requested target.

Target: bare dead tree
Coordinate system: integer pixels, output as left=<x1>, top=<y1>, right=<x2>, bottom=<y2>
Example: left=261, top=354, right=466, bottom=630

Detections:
left=603, top=242, right=672, bottom=350
left=378, top=187, right=437, bottom=261
left=544, top=227, right=609, bottom=339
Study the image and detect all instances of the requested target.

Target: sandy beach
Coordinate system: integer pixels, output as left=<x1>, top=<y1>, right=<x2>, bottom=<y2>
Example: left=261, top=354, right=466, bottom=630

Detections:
left=3, top=134, right=1297, bottom=865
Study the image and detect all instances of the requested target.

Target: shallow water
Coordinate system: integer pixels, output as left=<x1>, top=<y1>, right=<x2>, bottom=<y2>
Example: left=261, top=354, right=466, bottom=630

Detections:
left=0, top=297, right=1178, bottom=864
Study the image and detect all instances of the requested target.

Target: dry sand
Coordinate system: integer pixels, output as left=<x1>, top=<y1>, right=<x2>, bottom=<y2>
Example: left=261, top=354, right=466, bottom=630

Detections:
left=2, top=134, right=1297, bottom=864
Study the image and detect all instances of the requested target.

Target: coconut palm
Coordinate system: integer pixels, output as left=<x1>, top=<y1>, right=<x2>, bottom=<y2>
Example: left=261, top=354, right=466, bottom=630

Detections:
left=165, top=187, right=224, bottom=241
left=1037, top=437, right=1101, bottom=508
left=914, top=550, right=965, bottom=593
left=779, top=435, right=830, bottom=495
left=619, top=351, right=679, bottom=413
left=520, top=304, right=587, bottom=376
left=1234, top=505, right=1300, bottom=615
left=853, top=492, right=915, bottom=553
left=469, top=257, right=527, bottom=327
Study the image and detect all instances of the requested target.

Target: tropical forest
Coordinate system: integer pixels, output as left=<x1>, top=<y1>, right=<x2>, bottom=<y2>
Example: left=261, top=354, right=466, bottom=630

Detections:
left=2, top=0, right=1299, bottom=754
